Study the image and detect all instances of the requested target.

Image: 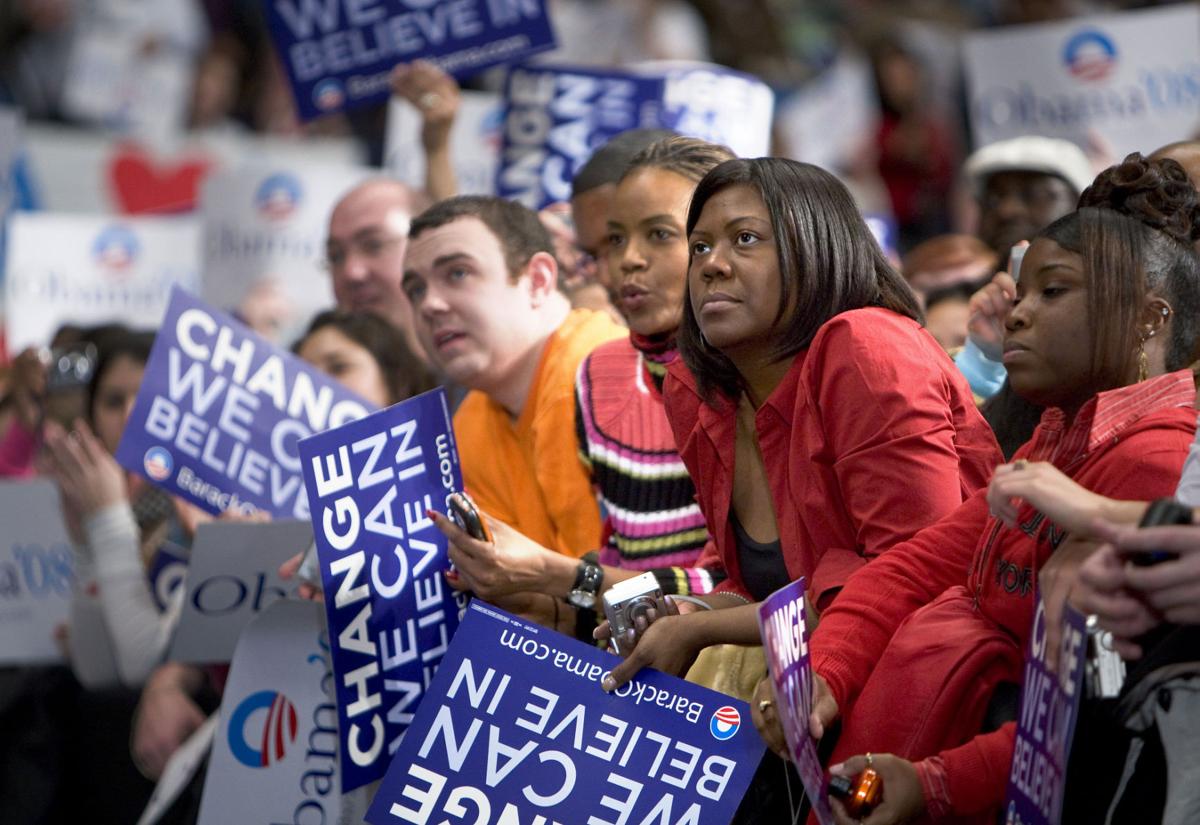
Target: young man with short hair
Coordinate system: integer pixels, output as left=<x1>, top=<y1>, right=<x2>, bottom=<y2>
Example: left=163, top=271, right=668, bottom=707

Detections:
left=403, top=196, right=625, bottom=562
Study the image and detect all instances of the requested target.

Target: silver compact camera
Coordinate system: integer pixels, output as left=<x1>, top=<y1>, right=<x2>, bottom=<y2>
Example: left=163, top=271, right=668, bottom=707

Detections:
left=603, top=572, right=665, bottom=655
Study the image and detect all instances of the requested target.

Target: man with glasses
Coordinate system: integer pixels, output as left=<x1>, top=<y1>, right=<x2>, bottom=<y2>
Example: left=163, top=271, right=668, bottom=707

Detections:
left=964, top=135, right=1093, bottom=264
left=324, top=178, right=428, bottom=364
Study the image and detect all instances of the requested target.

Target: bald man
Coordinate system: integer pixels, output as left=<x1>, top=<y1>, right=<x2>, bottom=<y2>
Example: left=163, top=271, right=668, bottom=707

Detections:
left=325, top=178, right=429, bottom=361
left=1151, top=140, right=1200, bottom=190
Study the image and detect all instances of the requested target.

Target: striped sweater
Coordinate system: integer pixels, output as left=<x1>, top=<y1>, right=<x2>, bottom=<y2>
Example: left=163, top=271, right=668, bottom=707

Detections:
left=574, top=334, right=723, bottom=595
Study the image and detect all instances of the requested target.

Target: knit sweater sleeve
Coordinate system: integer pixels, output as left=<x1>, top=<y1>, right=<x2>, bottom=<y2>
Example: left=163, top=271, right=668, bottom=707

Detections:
left=82, top=503, right=175, bottom=686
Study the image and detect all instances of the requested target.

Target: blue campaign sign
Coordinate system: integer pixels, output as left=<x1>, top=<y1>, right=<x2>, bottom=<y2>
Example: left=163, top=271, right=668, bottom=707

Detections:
left=366, top=601, right=765, bottom=825
left=298, top=387, right=464, bottom=792
left=263, top=0, right=558, bottom=122
left=115, top=286, right=375, bottom=519
left=758, top=579, right=833, bottom=825
left=496, top=64, right=667, bottom=209
left=1004, top=596, right=1087, bottom=825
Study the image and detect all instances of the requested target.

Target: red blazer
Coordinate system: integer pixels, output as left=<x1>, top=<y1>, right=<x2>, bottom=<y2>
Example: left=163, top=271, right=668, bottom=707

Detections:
left=664, top=307, right=1002, bottom=609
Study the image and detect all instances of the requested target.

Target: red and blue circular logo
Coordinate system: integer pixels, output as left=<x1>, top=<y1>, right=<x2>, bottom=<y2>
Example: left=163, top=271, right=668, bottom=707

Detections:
left=1063, top=29, right=1117, bottom=83
left=143, top=446, right=173, bottom=481
left=255, top=173, right=303, bottom=222
left=710, top=705, right=742, bottom=740
left=92, top=225, right=140, bottom=275
left=312, top=79, right=345, bottom=112
left=228, top=690, right=298, bottom=768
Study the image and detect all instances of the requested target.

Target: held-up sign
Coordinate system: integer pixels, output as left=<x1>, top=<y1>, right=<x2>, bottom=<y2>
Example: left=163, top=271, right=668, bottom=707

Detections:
left=964, top=4, right=1200, bottom=156
left=299, top=387, right=464, bottom=792
left=115, top=286, right=375, bottom=519
left=758, top=579, right=834, bottom=825
left=367, top=601, right=764, bottom=825
left=5, top=213, right=200, bottom=353
left=496, top=64, right=665, bottom=209
left=200, top=163, right=367, bottom=344
left=497, top=62, right=773, bottom=210
left=1003, top=596, right=1088, bottom=825
left=168, top=520, right=315, bottom=664
left=197, top=599, right=343, bottom=825
left=0, top=480, right=75, bottom=665
left=386, top=89, right=503, bottom=195
left=264, top=0, right=558, bottom=122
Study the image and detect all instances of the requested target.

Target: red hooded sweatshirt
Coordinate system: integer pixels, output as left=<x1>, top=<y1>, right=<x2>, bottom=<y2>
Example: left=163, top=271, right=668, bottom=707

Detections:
left=811, top=370, right=1198, bottom=821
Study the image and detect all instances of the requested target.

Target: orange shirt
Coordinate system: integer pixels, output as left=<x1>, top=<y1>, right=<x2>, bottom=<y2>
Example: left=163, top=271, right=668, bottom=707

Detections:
left=454, top=309, right=625, bottom=557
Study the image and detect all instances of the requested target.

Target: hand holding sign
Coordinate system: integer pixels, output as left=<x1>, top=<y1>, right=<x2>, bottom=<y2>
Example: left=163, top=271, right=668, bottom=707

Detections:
left=431, top=508, right=552, bottom=600
left=751, top=675, right=787, bottom=759
left=809, top=672, right=840, bottom=742
left=390, top=60, right=461, bottom=150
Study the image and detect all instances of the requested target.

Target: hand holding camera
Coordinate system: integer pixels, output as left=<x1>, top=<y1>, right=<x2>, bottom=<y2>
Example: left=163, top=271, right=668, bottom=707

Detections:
left=601, top=572, right=668, bottom=655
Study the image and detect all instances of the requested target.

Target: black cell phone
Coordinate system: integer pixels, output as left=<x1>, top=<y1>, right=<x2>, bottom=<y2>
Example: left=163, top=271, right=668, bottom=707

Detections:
left=447, top=492, right=491, bottom=542
left=1129, top=498, right=1193, bottom=566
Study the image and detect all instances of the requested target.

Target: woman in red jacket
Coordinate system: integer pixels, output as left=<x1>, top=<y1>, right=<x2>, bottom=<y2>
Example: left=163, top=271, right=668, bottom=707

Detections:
left=602, top=157, right=1001, bottom=688
left=802, top=154, right=1200, bottom=824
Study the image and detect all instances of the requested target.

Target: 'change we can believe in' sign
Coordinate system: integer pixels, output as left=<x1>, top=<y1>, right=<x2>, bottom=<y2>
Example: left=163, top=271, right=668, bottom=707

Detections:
left=115, top=286, right=375, bottom=518
left=298, top=388, right=464, bottom=791
left=367, top=601, right=764, bottom=825
left=1003, top=595, right=1087, bottom=825
left=758, top=578, right=833, bottom=825
left=265, top=0, right=558, bottom=121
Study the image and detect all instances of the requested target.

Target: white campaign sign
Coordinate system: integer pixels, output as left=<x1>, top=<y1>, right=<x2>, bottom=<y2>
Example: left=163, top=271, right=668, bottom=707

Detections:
left=650, top=61, right=775, bottom=160
left=200, top=163, right=369, bottom=344
left=5, top=212, right=199, bottom=352
left=385, top=89, right=503, bottom=196
left=0, top=105, right=22, bottom=293
left=60, top=0, right=207, bottom=139
left=777, top=52, right=879, bottom=174
left=168, top=520, right=314, bottom=664
left=965, top=4, right=1200, bottom=155
left=198, top=599, right=342, bottom=825
left=0, top=480, right=75, bottom=664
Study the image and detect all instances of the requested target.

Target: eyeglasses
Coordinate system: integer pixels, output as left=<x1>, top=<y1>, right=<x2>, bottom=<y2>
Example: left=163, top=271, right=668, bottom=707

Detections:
left=323, top=235, right=405, bottom=272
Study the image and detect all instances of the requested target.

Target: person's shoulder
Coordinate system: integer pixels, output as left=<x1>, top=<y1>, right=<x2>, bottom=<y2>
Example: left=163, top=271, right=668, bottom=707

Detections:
left=811, top=307, right=925, bottom=352
left=577, top=337, right=636, bottom=389
left=542, top=310, right=627, bottom=399
left=557, top=308, right=627, bottom=352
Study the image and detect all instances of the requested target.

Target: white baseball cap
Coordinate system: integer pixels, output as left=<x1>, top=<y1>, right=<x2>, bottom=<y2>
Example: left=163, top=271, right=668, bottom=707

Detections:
left=964, top=136, right=1094, bottom=197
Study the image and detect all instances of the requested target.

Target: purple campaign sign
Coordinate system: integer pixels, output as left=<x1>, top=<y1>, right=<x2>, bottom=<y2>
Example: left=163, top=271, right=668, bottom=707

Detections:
left=115, top=286, right=374, bottom=519
left=367, top=600, right=764, bottom=825
left=263, top=0, right=557, bottom=122
left=758, top=579, right=834, bottom=825
left=1003, top=596, right=1087, bottom=825
left=496, top=64, right=666, bottom=209
left=299, top=387, right=464, bottom=792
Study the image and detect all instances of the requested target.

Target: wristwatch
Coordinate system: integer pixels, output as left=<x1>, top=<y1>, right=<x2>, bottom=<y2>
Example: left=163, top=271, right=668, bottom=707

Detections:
left=566, top=556, right=603, bottom=609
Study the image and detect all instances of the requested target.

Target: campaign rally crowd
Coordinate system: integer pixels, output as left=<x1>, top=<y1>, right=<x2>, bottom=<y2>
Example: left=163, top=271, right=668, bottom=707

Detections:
left=2, top=0, right=1200, bottom=824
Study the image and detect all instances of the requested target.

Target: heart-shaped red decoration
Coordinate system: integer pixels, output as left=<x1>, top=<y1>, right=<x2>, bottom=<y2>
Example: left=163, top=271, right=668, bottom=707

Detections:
left=108, top=142, right=213, bottom=214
